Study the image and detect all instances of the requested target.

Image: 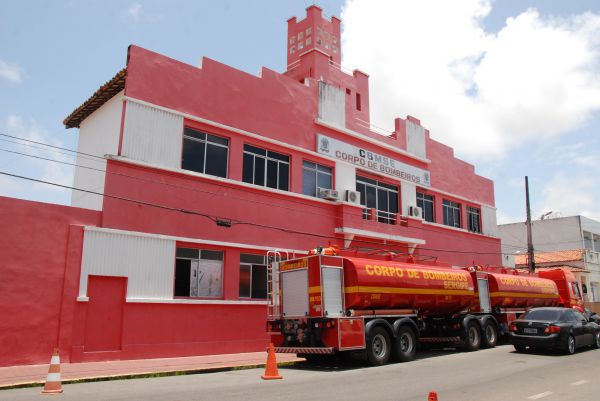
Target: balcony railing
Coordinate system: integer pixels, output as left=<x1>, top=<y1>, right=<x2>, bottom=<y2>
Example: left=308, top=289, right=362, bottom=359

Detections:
left=362, top=208, right=397, bottom=225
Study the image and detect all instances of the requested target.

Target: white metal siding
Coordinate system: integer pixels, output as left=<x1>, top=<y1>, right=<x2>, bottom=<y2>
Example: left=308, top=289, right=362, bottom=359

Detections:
left=122, top=101, right=183, bottom=169
left=406, top=120, right=426, bottom=159
left=481, top=205, right=498, bottom=238
left=79, top=228, right=176, bottom=300
left=322, top=267, right=343, bottom=316
left=72, top=91, right=123, bottom=211
left=281, top=269, right=309, bottom=317
left=318, top=82, right=345, bottom=128
left=401, top=182, right=417, bottom=215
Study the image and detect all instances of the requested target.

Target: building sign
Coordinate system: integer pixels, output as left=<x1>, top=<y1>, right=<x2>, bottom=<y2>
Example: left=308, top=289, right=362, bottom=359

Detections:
left=317, top=134, right=431, bottom=186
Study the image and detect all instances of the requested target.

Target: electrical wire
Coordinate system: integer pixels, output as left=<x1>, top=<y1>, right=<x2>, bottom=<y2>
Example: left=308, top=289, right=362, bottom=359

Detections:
left=2, top=132, right=592, bottom=261
left=0, top=170, right=518, bottom=258
left=0, top=132, right=518, bottom=248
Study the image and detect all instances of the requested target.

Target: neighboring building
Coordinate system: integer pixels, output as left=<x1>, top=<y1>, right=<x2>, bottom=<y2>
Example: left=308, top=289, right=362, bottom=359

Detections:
left=499, top=216, right=600, bottom=303
left=0, top=5, right=501, bottom=366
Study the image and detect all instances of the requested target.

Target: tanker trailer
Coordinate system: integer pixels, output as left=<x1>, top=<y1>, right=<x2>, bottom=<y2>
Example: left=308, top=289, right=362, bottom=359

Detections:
left=266, top=254, right=578, bottom=366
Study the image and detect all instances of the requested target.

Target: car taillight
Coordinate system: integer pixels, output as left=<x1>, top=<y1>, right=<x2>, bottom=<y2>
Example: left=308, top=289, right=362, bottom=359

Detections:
left=509, top=323, right=518, bottom=332
left=544, top=325, right=561, bottom=334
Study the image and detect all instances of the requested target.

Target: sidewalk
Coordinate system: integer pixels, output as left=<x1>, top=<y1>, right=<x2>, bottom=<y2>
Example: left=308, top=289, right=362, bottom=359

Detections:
left=0, top=352, right=303, bottom=389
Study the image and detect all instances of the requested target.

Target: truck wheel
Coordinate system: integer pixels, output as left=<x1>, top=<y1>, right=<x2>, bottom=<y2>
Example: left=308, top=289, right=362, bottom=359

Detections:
left=393, top=326, right=417, bottom=363
left=366, top=326, right=391, bottom=366
left=564, top=335, right=576, bottom=355
left=594, top=332, right=600, bottom=349
left=481, top=321, right=498, bottom=349
left=464, top=322, right=481, bottom=352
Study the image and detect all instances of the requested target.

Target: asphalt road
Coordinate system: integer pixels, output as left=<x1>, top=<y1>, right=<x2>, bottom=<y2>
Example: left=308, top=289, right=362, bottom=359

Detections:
left=3, top=344, right=600, bottom=401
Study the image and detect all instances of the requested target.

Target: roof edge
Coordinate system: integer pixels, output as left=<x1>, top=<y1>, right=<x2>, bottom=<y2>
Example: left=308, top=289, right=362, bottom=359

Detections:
left=63, top=67, right=127, bottom=129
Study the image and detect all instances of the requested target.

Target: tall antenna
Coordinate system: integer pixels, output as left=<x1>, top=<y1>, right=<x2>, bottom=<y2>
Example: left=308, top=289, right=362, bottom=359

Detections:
left=525, top=176, right=536, bottom=273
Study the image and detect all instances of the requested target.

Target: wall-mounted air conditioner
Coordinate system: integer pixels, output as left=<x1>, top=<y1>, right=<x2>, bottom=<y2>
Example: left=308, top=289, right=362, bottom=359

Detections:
left=346, top=190, right=361, bottom=205
left=318, top=188, right=339, bottom=201
left=409, top=206, right=423, bottom=219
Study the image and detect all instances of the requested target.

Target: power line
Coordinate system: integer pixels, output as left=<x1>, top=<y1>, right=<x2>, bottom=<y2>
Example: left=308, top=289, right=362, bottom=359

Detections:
left=0, top=170, right=519, bottom=258
left=4, top=132, right=590, bottom=257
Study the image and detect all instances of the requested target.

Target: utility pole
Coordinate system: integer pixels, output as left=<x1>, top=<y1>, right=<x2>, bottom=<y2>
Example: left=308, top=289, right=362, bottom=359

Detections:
left=525, top=176, right=535, bottom=273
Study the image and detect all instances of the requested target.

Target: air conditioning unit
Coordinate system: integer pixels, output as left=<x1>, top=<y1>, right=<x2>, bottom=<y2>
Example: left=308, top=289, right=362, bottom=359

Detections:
left=318, top=188, right=339, bottom=201
left=346, top=190, right=361, bottom=205
left=409, top=206, right=423, bottom=219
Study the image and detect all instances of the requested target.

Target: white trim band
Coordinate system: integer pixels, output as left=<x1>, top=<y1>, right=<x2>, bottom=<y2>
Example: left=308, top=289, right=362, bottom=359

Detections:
left=83, top=226, right=309, bottom=256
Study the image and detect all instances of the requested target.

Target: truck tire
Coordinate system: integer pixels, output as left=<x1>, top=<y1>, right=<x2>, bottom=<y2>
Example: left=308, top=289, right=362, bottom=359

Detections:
left=366, top=326, right=391, bottom=366
left=392, top=326, right=417, bottom=363
left=481, top=321, right=498, bottom=349
left=593, top=331, right=600, bottom=349
left=464, top=321, right=481, bottom=352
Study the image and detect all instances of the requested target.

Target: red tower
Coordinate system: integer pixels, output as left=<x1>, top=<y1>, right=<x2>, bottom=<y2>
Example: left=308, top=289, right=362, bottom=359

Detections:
left=286, top=5, right=341, bottom=69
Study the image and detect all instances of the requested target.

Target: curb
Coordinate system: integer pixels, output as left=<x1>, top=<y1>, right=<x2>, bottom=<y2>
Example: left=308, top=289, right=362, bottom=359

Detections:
left=0, top=361, right=303, bottom=391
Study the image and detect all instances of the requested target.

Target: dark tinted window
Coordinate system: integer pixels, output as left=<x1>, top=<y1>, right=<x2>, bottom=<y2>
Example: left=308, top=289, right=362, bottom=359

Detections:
left=357, top=175, right=399, bottom=224
left=523, top=309, right=562, bottom=321
left=417, top=192, right=435, bottom=222
left=174, top=259, right=191, bottom=297
left=302, top=161, right=332, bottom=197
left=243, top=144, right=289, bottom=191
left=181, top=128, right=228, bottom=178
left=443, top=199, right=461, bottom=228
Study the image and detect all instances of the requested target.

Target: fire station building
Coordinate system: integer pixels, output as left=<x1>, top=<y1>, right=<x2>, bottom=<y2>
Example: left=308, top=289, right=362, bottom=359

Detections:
left=0, top=6, right=501, bottom=366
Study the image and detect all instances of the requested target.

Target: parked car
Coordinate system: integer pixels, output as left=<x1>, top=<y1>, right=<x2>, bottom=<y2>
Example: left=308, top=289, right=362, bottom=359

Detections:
left=509, top=307, right=600, bottom=354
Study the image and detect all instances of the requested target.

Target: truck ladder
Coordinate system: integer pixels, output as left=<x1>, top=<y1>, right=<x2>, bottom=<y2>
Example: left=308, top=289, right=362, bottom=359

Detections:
left=266, top=250, right=288, bottom=320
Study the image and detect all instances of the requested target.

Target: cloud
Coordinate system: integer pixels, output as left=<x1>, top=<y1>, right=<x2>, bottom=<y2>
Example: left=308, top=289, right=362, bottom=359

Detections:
left=127, top=2, right=142, bottom=22
left=340, top=0, right=600, bottom=159
left=540, top=171, right=600, bottom=218
left=1, top=115, right=74, bottom=199
left=0, top=59, right=24, bottom=83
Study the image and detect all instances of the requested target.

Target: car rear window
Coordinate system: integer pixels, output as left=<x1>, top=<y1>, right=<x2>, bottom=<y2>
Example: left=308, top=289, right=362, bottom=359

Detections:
left=523, top=309, right=561, bottom=321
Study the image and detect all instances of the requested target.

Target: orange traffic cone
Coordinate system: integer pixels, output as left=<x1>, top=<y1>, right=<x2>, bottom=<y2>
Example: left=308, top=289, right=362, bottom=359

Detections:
left=428, top=391, right=438, bottom=401
left=261, top=343, right=282, bottom=380
left=42, top=348, right=63, bottom=394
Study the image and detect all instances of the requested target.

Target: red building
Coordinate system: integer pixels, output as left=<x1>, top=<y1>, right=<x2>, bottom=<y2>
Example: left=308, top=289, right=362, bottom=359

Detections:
left=0, top=6, right=500, bottom=366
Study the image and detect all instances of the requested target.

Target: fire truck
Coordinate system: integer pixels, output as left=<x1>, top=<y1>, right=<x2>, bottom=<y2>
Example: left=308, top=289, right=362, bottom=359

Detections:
left=266, top=249, right=583, bottom=365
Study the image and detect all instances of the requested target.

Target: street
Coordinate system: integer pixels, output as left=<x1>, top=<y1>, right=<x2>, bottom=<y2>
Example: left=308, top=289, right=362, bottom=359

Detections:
left=3, top=344, right=599, bottom=401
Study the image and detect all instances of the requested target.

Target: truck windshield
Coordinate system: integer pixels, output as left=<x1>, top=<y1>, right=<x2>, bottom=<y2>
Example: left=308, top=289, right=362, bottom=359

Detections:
left=523, top=309, right=561, bottom=321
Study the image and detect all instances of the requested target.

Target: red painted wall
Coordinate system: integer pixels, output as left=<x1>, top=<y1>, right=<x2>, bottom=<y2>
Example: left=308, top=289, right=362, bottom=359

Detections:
left=0, top=197, right=100, bottom=367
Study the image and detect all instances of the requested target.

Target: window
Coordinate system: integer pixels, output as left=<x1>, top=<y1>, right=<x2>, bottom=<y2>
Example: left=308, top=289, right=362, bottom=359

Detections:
left=298, top=32, right=303, bottom=40
left=290, top=46, right=295, bottom=54
left=181, top=128, right=229, bottom=178
left=302, top=161, right=332, bottom=197
left=467, top=206, right=481, bottom=233
left=239, top=254, right=268, bottom=299
left=289, top=36, right=295, bottom=44
left=416, top=192, right=434, bottom=222
left=306, top=27, right=311, bottom=36
left=356, top=175, right=398, bottom=224
left=242, top=144, right=289, bottom=191
left=305, top=37, right=312, bottom=46
left=571, top=282, right=582, bottom=298
left=298, top=42, right=304, bottom=50
left=443, top=199, right=461, bottom=228
left=175, top=248, right=223, bottom=298
left=356, top=93, right=361, bottom=111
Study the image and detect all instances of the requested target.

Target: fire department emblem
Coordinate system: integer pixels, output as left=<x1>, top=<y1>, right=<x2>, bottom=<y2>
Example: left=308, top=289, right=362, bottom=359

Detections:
left=423, top=172, right=431, bottom=186
left=319, top=137, right=330, bottom=153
